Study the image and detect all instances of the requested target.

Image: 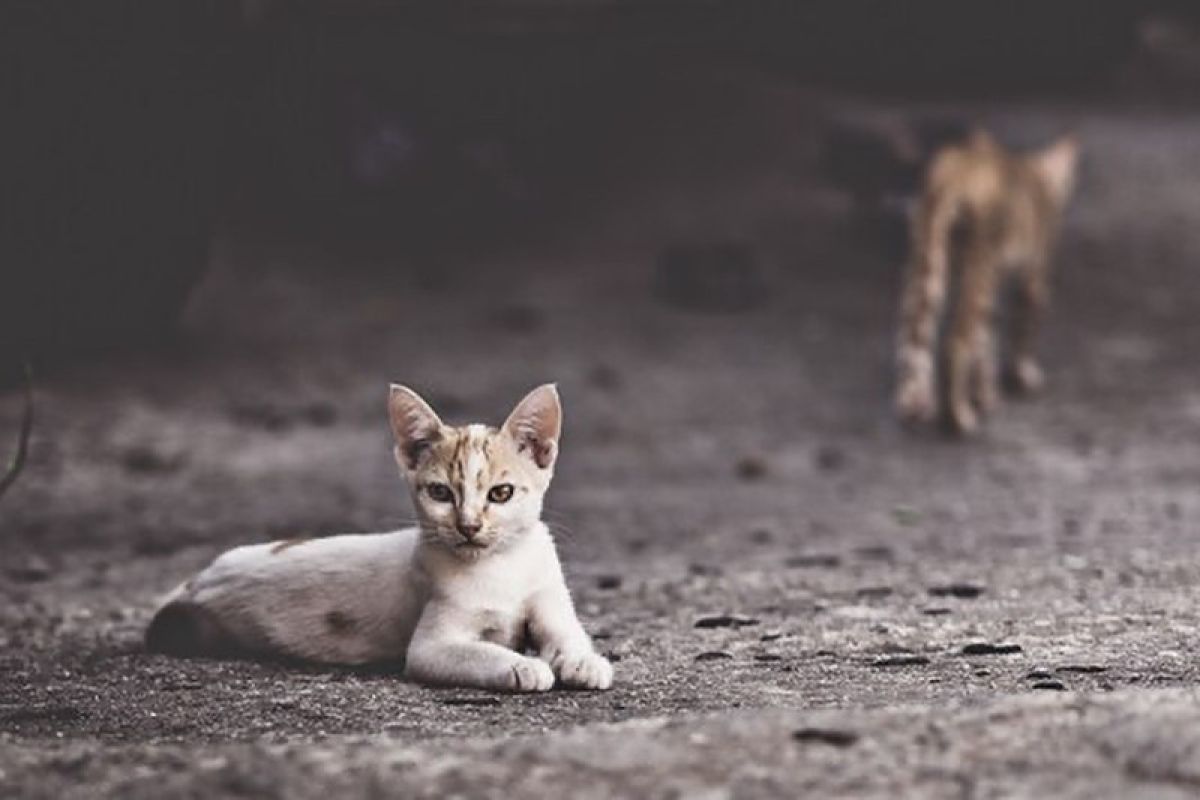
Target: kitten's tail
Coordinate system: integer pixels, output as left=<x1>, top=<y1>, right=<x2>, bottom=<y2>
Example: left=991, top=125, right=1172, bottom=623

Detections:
left=145, top=583, right=238, bottom=657
left=894, top=152, right=966, bottom=422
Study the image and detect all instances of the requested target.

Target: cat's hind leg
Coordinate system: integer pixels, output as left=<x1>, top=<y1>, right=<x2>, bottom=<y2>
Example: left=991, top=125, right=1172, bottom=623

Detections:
left=946, top=246, right=999, bottom=435
left=1005, top=263, right=1049, bottom=395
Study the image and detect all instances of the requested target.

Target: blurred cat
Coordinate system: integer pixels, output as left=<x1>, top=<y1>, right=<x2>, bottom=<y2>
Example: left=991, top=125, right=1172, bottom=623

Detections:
left=894, top=129, right=1079, bottom=435
left=146, top=384, right=612, bottom=692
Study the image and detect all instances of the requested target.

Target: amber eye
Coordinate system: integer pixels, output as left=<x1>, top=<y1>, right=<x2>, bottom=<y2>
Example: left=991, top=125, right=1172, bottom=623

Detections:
left=487, top=484, right=514, bottom=504
left=425, top=483, right=454, bottom=503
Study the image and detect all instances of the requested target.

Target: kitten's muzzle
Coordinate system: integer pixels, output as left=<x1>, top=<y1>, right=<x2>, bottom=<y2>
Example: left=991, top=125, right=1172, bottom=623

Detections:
left=456, top=522, right=483, bottom=542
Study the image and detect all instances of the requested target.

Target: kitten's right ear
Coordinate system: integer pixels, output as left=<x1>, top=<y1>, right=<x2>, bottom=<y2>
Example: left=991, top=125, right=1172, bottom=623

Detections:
left=388, top=384, right=444, bottom=470
left=1032, top=133, right=1080, bottom=203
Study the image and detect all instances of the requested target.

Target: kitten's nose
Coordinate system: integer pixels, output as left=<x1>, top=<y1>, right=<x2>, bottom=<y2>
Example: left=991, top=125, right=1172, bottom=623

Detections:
left=456, top=522, right=482, bottom=541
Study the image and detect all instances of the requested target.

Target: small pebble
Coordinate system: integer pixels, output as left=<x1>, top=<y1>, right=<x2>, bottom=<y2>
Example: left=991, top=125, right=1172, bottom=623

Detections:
left=735, top=457, right=768, bottom=481
left=961, top=643, right=1022, bottom=656
left=1056, top=665, right=1107, bottom=674
left=928, top=583, right=986, bottom=599
left=871, top=655, right=930, bottom=668
left=785, top=554, right=841, bottom=569
left=441, top=696, right=502, bottom=707
left=695, top=651, right=734, bottom=661
left=921, top=607, right=952, bottom=616
left=1031, top=680, right=1067, bottom=691
left=695, top=615, right=760, bottom=629
left=792, top=728, right=858, bottom=747
left=595, top=575, right=622, bottom=590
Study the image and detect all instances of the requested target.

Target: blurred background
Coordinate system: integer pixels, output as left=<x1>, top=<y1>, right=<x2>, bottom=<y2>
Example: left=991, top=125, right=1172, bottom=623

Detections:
left=4, top=0, right=1200, bottom=764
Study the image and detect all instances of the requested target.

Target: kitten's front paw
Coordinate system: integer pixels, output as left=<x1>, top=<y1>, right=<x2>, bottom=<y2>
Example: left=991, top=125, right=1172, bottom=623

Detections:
left=895, top=378, right=937, bottom=426
left=1007, top=358, right=1045, bottom=396
left=551, top=651, right=613, bottom=691
left=948, top=401, right=980, bottom=436
left=507, top=656, right=555, bottom=693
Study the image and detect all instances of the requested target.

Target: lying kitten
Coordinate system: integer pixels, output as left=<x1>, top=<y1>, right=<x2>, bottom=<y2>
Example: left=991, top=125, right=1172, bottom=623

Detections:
left=146, top=384, right=612, bottom=692
left=895, top=129, right=1079, bottom=435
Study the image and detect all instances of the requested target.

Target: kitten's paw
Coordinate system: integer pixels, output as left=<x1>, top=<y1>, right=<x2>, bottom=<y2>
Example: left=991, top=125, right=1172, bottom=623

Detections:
left=948, top=402, right=980, bottom=436
left=895, top=379, right=938, bottom=426
left=1007, top=358, right=1045, bottom=396
left=507, top=657, right=555, bottom=693
left=551, top=651, right=613, bottom=691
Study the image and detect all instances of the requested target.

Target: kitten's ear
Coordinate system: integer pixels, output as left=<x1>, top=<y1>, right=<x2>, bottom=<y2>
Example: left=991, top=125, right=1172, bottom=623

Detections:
left=502, top=384, right=562, bottom=470
left=388, top=384, right=444, bottom=470
left=1032, top=133, right=1080, bottom=204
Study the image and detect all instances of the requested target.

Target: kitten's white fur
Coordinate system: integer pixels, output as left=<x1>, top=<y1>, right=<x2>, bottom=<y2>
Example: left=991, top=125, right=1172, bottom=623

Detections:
left=148, top=385, right=612, bottom=692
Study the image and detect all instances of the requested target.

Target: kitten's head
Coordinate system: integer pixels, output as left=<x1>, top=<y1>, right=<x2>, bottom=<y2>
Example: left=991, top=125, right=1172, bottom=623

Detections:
left=387, top=384, right=561, bottom=559
left=1029, top=133, right=1081, bottom=208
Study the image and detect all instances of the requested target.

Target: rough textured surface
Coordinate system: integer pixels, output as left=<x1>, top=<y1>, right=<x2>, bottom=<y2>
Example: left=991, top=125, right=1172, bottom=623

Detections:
left=3, top=69, right=1200, bottom=797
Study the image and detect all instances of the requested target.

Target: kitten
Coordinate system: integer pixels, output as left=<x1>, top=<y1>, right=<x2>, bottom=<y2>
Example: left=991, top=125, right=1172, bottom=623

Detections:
left=145, top=384, right=612, bottom=692
left=894, top=129, right=1080, bottom=435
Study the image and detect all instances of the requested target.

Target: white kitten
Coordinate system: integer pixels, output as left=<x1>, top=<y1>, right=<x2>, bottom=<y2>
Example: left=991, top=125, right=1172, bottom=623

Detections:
left=146, top=384, right=612, bottom=692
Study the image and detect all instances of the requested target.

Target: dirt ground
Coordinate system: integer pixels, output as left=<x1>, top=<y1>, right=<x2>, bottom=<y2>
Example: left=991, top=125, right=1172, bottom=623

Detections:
left=3, top=71, right=1200, bottom=797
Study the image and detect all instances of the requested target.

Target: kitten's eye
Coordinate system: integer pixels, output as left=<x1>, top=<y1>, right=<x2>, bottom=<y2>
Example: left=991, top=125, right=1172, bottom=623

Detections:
left=487, top=484, right=514, bottom=504
left=425, top=483, right=455, bottom=503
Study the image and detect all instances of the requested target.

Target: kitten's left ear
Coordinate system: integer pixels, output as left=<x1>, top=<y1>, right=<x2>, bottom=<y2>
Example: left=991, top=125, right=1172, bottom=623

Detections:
left=1032, top=133, right=1080, bottom=203
left=503, top=384, right=562, bottom=469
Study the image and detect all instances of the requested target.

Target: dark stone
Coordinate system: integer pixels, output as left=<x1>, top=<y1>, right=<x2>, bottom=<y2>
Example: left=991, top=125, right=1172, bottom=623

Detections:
left=595, top=575, right=622, bottom=590
left=814, top=444, right=846, bottom=472
left=735, top=456, right=768, bottom=481
left=121, top=445, right=185, bottom=475
left=694, top=615, right=760, bottom=629
left=759, top=631, right=784, bottom=642
left=785, top=554, right=841, bottom=569
left=653, top=241, right=767, bottom=314
left=928, top=583, right=985, bottom=599
left=871, top=655, right=930, bottom=667
left=1026, top=670, right=1054, bottom=680
left=1056, top=665, right=1108, bottom=674
left=6, top=556, right=50, bottom=583
left=921, top=607, right=952, bottom=616
left=440, top=696, right=502, bottom=707
left=749, top=528, right=774, bottom=545
left=695, top=651, right=735, bottom=661
left=754, top=654, right=783, bottom=662
left=792, top=727, right=859, bottom=747
left=961, top=643, right=1022, bottom=656
left=1031, top=680, right=1067, bottom=691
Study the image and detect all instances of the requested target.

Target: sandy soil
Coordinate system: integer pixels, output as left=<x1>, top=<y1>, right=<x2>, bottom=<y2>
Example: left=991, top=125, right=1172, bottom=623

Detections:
left=3, top=72, right=1200, bottom=796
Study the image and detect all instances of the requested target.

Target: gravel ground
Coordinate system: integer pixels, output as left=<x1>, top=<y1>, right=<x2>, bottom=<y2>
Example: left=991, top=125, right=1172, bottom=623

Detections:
left=3, top=71, right=1200, bottom=796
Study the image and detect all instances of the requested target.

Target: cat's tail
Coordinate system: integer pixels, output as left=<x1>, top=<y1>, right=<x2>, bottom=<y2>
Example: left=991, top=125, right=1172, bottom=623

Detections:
left=894, top=150, right=966, bottom=424
left=145, top=583, right=239, bottom=657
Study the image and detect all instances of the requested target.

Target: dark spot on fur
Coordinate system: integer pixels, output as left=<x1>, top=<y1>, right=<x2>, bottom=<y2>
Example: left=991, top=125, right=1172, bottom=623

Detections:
left=325, top=610, right=355, bottom=634
left=270, top=538, right=310, bottom=555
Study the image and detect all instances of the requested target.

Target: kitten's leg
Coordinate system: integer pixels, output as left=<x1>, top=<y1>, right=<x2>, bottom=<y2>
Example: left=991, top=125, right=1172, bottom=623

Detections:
left=946, top=247, right=998, bottom=435
left=404, top=605, right=553, bottom=692
left=528, top=584, right=612, bottom=691
left=895, top=193, right=954, bottom=424
left=969, top=324, right=1000, bottom=417
left=1006, top=264, right=1049, bottom=395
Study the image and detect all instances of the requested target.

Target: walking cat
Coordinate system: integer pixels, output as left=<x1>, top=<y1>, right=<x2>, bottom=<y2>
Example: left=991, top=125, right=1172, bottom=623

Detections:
left=894, top=129, right=1079, bottom=435
left=146, top=384, right=613, bottom=692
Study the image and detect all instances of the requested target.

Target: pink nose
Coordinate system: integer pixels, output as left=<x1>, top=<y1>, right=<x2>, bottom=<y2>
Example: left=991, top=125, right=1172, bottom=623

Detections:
left=457, top=522, right=482, bottom=540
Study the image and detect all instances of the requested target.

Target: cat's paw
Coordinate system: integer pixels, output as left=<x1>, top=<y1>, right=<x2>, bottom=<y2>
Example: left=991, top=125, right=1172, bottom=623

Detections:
left=895, top=378, right=938, bottom=426
left=550, top=650, right=613, bottom=691
left=1007, top=358, right=1045, bottom=396
left=947, top=401, right=980, bottom=436
left=506, top=656, right=555, bottom=693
